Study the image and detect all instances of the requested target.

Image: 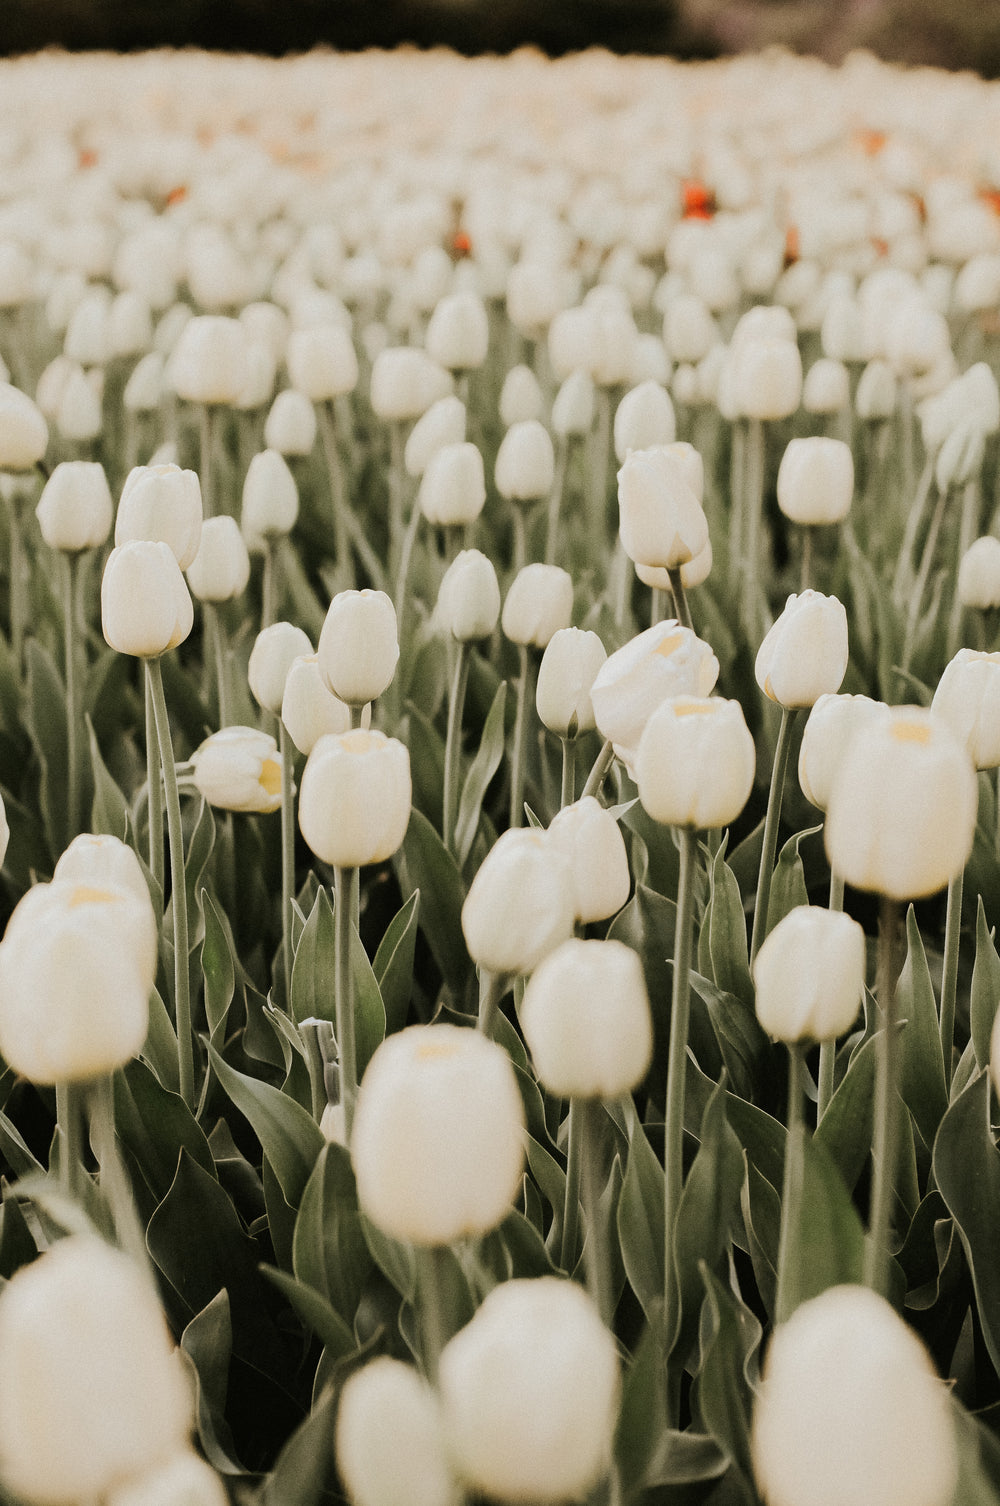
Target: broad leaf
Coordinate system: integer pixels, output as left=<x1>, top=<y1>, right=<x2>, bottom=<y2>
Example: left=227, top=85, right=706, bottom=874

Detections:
left=970, top=896, right=1000, bottom=1074
left=934, top=1069, right=1000, bottom=1377
left=207, top=1043, right=323, bottom=1207
left=455, top=678, right=507, bottom=867
left=292, top=1143, right=373, bottom=1326
left=373, top=890, right=420, bottom=1036
left=396, top=808, right=470, bottom=998
left=897, top=904, right=948, bottom=1150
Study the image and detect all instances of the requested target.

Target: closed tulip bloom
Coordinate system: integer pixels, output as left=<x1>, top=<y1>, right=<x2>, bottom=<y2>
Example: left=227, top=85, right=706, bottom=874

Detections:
left=590, top=619, right=720, bottom=773
left=56, top=367, right=103, bottom=444
left=190, top=727, right=283, bottom=814
left=336, top=1359, right=457, bottom=1506
left=286, top=324, right=359, bottom=401
left=53, top=833, right=151, bottom=917
left=931, top=649, right=1000, bottom=770
left=0, top=383, right=48, bottom=471
left=105, top=1452, right=228, bottom=1506
left=116, top=463, right=203, bottom=571
left=636, top=696, right=756, bottom=830
left=551, top=369, right=596, bottom=437
left=168, top=314, right=247, bottom=405
left=732, top=336, right=802, bottom=421
left=825, top=706, right=977, bottom=899
left=404, top=396, right=466, bottom=478
left=535, top=627, right=606, bottom=737
left=370, top=348, right=452, bottom=422
left=299, top=729, right=411, bottom=868
left=798, top=693, right=890, bottom=812
left=418, top=442, right=486, bottom=526
left=755, top=592, right=849, bottom=708
left=36, top=460, right=113, bottom=553
left=352, top=1023, right=524, bottom=1245
left=855, top=359, right=897, bottom=421
left=618, top=445, right=709, bottom=570
left=547, top=796, right=631, bottom=923
left=776, top=438, right=854, bottom=526
left=936, top=418, right=987, bottom=493
left=802, top=358, right=850, bottom=415
left=958, top=535, right=1000, bottom=609
left=248, top=621, right=312, bottom=714
left=461, top=828, right=576, bottom=976
left=751, top=1284, right=957, bottom=1506
left=439, top=1277, right=620, bottom=1505
left=123, top=353, right=165, bottom=414
left=521, top=938, right=652, bottom=1097
left=435, top=549, right=501, bottom=642
left=501, top=564, right=573, bottom=650
left=318, top=589, right=399, bottom=706
left=241, top=449, right=299, bottom=541
left=753, top=906, right=866, bottom=1043
left=495, top=420, right=556, bottom=502
left=613, top=381, right=676, bottom=462
left=185, top=515, right=250, bottom=603
left=281, top=653, right=354, bottom=755
left=102, top=541, right=193, bottom=658
left=499, top=365, right=543, bottom=427
left=426, top=291, right=489, bottom=371
left=0, top=878, right=157, bottom=1084
left=0, top=1237, right=194, bottom=1506
left=234, top=341, right=278, bottom=412
left=263, top=389, right=317, bottom=457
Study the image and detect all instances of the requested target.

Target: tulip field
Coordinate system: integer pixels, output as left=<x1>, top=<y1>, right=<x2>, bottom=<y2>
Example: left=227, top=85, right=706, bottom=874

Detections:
left=5, top=39, right=1000, bottom=1506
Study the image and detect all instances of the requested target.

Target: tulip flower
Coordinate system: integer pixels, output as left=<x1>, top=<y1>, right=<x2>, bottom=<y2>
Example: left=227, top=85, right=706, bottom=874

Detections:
left=190, top=726, right=283, bottom=815
left=536, top=627, right=607, bottom=803
left=318, top=588, right=399, bottom=715
left=336, top=1359, right=457, bottom=1506
left=547, top=796, right=631, bottom=924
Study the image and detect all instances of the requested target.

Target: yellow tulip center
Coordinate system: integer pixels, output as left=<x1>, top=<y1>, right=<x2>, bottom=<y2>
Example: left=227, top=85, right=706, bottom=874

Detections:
left=417, top=1040, right=462, bottom=1061
left=674, top=701, right=715, bottom=717
left=68, top=885, right=122, bottom=908
left=259, top=758, right=282, bottom=795
left=652, top=631, right=685, bottom=659
left=891, top=721, right=932, bottom=746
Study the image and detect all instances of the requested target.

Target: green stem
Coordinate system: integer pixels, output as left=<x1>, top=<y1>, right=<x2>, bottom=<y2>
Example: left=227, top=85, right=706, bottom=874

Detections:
left=418, top=1245, right=449, bottom=1386
left=940, top=867, right=963, bottom=1093
left=261, top=538, right=278, bottom=630
left=9, top=492, right=24, bottom=669
left=350, top=703, right=367, bottom=731
left=334, top=865, right=358, bottom=1143
left=581, top=738, right=615, bottom=802
left=665, top=827, right=698, bottom=1367
left=89, top=1074, right=149, bottom=1273
left=650, top=586, right=664, bottom=628
left=891, top=457, right=934, bottom=606
left=55, top=1080, right=83, bottom=1199
left=799, top=525, right=813, bottom=593
left=199, top=404, right=216, bottom=518
left=477, top=967, right=503, bottom=1039
left=750, top=705, right=797, bottom=966
left=388, top=421, right=406, bottom=574
left=205, top=601, right=230, bottom=727
left=317, top=401, right=353, bottom=584
left=147, top=656, right=194, bottom=1112
left=580, top=1096, right=613, bottom=1328
left=279, top=721, right=296, bottom=1009
left=511, top=505, right=527, bottom=575
left=775, top=1042, right=805, bottom=1326
left=818, top=867, right=846, bottom=1119
left=865, top=896, right=901, bottom=1297
left=902, top=482, right=949, bottom=671
left=509, top=643, right=530, bottom=829
left=443, top=641, right=471, bottom=853
left=742, top=417, right=765, bottom=639
left=728, top=418, right=746, bottom=593
left=666, top=565, right=692, bottom=633
left=63, top=551, right=81, bottom=840
left=394, top=489, right=422, bottom=633
left=589, top=386, right=611, bottom=542
left=544, top=437, right=568, bottom=567
left=145, top=669, right=164, bottom=905
left=561, top=1098, right=583, bottom=1273
left=560, top=737, right=576, bottom=808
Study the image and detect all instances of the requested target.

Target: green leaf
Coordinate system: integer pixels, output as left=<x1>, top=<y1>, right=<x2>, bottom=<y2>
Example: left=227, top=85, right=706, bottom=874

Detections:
left=395, top=807, right=470, bottom=998
left=373, top=890, right=420, bottom=1036
left=0, top=1182, right=38, bottom=1278
left=207, top=1042, right=323, bottom=1208
left=86, top=715, right=130, bottom=841
left=813, top=1031, right=878, bottom=1194
left=455, top=678, right=507, bottom=867
left=970, top=895, right=1000, bottom=1073
left=778, top=1126, right=866, bottom=1321
left=180, top=1290, right=244, bottom=1474
left=200, top=888, right=236, bottom=1042
left=351, top=921, right=386, bottom=1080
left=260, top=1265, right=356, bottom=1358
left=765, top=825, right=820, bottom=931
left=897, top=904, right=948, bottom=1150
left=951, top=1396, right=1000, bottom=1506
left=702, top=839, right=753, bottom=1011
left=725, top=1094, right=785, bottom=1192
left=934, top=1069, right=1000, bottom=1377
left=616, top=1099, right=665, bottom=1319
left=290, top=887, right=336, bottom=1027
left=25, top=638, right=68, bottom=859
left=141, top=985, right=180, bottom=1095
left=402, top=702, right=445, bottom=830
left=740, top=1157, right=780, bottom=1317
left=689, top=970, right=768, bottom=1104
left=181, top=797, right=215, bottom=947
left=115, top=1057, right=215, bottom=1203
left=258, top=1383, right=337, bottom=1506
left=694, top=1264, right=761, bottom=1487
left=0, top=1112, right=43, bottom=1178
left=360, top=1214, right=416, bottom=1303
left=292, top=1143, right=373, bottom=1326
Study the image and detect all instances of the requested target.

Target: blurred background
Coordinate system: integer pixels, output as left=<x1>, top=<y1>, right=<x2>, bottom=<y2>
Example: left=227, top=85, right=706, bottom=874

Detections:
left=2, top=0, right=1000, bottom=74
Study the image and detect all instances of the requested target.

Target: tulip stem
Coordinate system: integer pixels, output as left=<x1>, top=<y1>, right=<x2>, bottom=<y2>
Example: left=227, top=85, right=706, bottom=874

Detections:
left=581, top=738, right=615, bottom=802
left=742, top=417, right=765, bottom=639
left=477, top=966, right=503, bottom=1039
left=750, top=705, right=797, bottom=967
left=388, top=421, right=406, bottom=575
left=589, top=386, right=612, bottom=543
left=8, top=490, right=25, bottom=670
left=544, top=436, right=568, bottom=567
left=902, top=481, right=949, bottom=672
left=333, top=864, right=358, bottom=1143
left=394, top=491, right=422, bottom=631
left=799, top=525, right=813, bottom=593
left=261, top=538, right=278, bottom=630
left=443, top=640, right=471, bottom=853
left=891, top=456, right=934, bottom=606
left=63, top=551, right=81, bottom=840
left=511, top=505, right=528, bottom=575
left=560, top=737, right=576, bottom=808
left=147, top=655, right=195, bottom=1113
left=279, top=721, right=295, bottom=1009
left=417, top=1245, right=449, bottom=1386
left=55, top=1080, right=83, bottom=1200
left=561, top=1098, right=583, bottom=1274
left=90, top=1074, right=150, bottom=1275
left=650, top=586, right=664, bottom=628
left=204, top=601, right=230, bottom=727
left=940, top=868, right=963, bottom=1092
left=665, top=826, right=698, bottom=1379
left=317, top=401, right=353, bottom=585
left=509, top=643, right=530, bottom=829
left=666, top=566, right=692, bottom=633
left=580, top=1097, right=614, bottom=1328
left=817, top=868, right=846, bottom=1119
left=144, top=670, right=164, bottom=905
left=865, top=896, right=901, bottom=1297
left=199, top=403, right=216, bottom=518
left=775, top=1041, right=806, bottom=1326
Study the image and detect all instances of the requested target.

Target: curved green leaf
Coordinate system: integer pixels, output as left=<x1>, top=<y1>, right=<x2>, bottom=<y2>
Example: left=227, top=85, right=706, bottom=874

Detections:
left=207, top=1042, right=323, bottom=1207
left=934, top=1069, right=1000, bottom=1377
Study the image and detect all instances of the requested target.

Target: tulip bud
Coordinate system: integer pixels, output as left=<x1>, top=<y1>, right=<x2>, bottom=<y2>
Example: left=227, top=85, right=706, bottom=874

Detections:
left=36, top=460, right=113, bottom=553
left=418, top=442, right=486, bottom=527
left=551, top=370, right=595, bottom=437
left=241, top=449, right=299, bottom=541
left=281, top=653, right=355, bottom=755
left=185, top=515, right=250, bottom=603
left=499, top=365, right=544, bottom=427
left=507, top=260, right=566, bottom=336
left=318, top=589, right=399, bottom=706
left=820, top=294, right=865, bottom=363
left=931, top=649, right=1000, bottom=770
left=753, top=906, right=866, bottom=1043
left=425, top=291, right=489, bottom=372
left=0, top=383, right=48, bottom=471
left=434, top=549, right=501, bottom=642
left=495, top=420, right=555, bottom=503
left=590, top=619, right=720, bottom=774
left=501, top=564, right=573, bottom=650
left=56, top=366, right=103, bottom=443
left=798, top=692, right=890, bottom=812
left=190, top=727, right=283, bottom=814
left=802, top=357, right=850, bottom=415
left=352, top=1022, right=524, bottom=1245
left=613, top=381, right=676, bottom=461
left=662, top=292, right=719, bottom=364
left=116, top=463, right=203, bottom=571
left=521, top=938, right=652, bottom=1096
left=336, top=1359, right=457, bottom=1506
left=755, top=591, right=849, bottom=709
left=461, top=828, right=576, bottom=976
left=263, top=389, right=317, bottom=457
left=105, top=1452, right=229, bottom=1506
left=102, top=541, right=193, bottom=658
left=751, top=1284, right=957, bottom=1506
left=287, top=324, right=359, bottom=401
left=439, top=1277, right=620, bottom=1504
left=732, top=336, right=802, bottom=420
left=631, top=332, right=671, bottom=386
left=636, top=695, right=756, bottom=830
left=935, top=417, right=986, bottom=492
left=535, top=627, right=606, bottom=737
left=547, top=796, right=631, bottom=923
left=299, top=729, right=411, bottom=868
left=234, top=340, right=277, bottom=412
left=958, top=535, right=1000, bottom=609
left=0, top=1237, right=194, bottom=1505
left=52, top=831, right=147, bottom=907
left=855, top=359, right=897, bottom=421
left=36, top=356, right=74, bottom=420
left=404, top=396, right=466, bottom=478
left=168, top=314, right=247, bottom=405
left=249, top=621, right=312, bottom=714
left=617, top=445, right=709, bottom=570
left=776, top=438, right=854, bottom=527
left=370, top=348, right=452, bottom=422
left=123, top=352, right=165, bottom=414
left=64, top=288, right=112, bottom=367
left=825, top=706, right=977, bottom=900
